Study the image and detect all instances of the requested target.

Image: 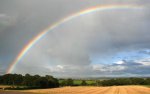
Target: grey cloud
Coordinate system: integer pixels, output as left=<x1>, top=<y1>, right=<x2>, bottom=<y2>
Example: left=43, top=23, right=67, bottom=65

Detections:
left=15, top=2, right=150, bottom=77
left=0, top=0, right=150, bottom=77
left=139, top=50, right=150, bottom=55
left=0, top=14, right=16, bottom=32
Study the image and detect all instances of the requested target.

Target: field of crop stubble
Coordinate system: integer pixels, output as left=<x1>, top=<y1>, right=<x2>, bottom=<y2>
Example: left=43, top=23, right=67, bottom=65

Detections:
left=23, top=86, right=150, bottom=94
left=0, top=86, right=149, bottom=94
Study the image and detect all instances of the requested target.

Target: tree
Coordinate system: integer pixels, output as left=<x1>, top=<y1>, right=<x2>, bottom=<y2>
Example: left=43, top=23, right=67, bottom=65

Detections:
left=23, top=74, right=33, bottom=86
left=66, top=78, right=73, bottom=86
left=45, top=75, right=59, bottom=87
left=81, top=80, right=87, bottom=86
left=12, top=74, right=23, bottom=85
left=34, top=77, right=49, bottom=88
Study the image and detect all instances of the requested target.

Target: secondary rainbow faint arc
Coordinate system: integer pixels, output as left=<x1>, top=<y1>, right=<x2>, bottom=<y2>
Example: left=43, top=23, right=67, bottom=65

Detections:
left=6, top=4, right=142, bottom=74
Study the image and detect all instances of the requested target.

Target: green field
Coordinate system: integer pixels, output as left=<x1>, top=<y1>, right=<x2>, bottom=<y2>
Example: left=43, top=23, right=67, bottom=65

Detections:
left=59, top=79, right=96, bottom=85
left=74, top=80, right=96, bottom=85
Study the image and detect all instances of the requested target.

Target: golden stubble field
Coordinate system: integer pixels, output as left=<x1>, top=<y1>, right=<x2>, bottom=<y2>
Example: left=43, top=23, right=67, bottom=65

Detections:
left=23, top=86, right=150, bottom=94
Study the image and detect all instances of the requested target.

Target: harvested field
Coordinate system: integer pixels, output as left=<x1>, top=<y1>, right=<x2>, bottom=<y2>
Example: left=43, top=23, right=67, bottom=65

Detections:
left=0, top=85, right=11, bottom=89
left=0, top=90, right=33, bottom=94
left=23, top=86, right=150, bottom=94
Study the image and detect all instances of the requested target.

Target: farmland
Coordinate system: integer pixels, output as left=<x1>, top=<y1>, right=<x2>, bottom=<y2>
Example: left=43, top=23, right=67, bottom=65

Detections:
left=22, top=86, right=150, bottom=94
left=0, top=85, right=150, bottom=94
left=0, top=74, right=150, bottom=94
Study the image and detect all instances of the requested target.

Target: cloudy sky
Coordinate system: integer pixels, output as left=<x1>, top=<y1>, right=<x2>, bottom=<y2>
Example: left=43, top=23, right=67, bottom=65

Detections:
left=0, top=0, right=150, bottom=77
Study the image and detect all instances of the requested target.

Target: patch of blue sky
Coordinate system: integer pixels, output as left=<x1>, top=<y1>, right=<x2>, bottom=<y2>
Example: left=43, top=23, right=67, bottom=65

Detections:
left=112, top=49, right=150, bottom=62
left=90, top=49, right=150, bottom=65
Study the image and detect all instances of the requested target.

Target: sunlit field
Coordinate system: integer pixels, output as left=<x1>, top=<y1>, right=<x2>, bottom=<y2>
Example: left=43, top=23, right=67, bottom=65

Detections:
left=0, top=85, right=11, bottom=89
left=24, top=86, right=150, bottom=94
left=0, top=86, right=149, bottom=94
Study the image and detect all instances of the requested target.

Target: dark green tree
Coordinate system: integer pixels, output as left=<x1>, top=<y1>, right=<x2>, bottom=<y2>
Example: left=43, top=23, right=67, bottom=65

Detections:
left=34, top=77, right=49, bottom=88
left=66, top=78, right=73, bottom=86
left=81, top=80, right=87, bottom=86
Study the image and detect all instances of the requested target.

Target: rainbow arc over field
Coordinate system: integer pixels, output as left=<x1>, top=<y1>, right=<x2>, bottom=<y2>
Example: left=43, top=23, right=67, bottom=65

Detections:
left=6, top=4, right=143, bottom=74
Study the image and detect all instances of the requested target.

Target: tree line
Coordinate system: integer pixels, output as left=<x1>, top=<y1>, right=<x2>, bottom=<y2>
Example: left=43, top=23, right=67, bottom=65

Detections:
left=59, top=78, right=150, bottom=86
left=98, top=78, right=150, bottom=86
left=0, top=74, right=59, bottom=89
left=0, top=74, right=150, bottom=89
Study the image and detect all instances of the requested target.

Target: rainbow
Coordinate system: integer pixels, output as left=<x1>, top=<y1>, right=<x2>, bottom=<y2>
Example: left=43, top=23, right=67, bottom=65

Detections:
left=6, top=4, right=143, bottom=74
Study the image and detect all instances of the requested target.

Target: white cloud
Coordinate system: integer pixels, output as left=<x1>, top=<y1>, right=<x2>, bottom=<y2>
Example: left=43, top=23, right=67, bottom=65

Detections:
left=115, top=60, right=125, bottom=65
left=56, top=65, right=64, bottom=69
left=0, top=13, right=16, bottom=27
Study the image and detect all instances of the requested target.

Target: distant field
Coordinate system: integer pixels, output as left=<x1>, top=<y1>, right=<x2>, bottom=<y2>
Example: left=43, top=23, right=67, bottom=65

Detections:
left=59, top=79, right=96, bottom=85
left=0, top=85, right=11, bottom=89
left=23, top=86, right=150, bottom=94
left=73, top=80, right=96, bottom=85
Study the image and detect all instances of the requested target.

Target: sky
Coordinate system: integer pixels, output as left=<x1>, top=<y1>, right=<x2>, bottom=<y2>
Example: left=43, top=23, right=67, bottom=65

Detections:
left=0, top=0, right=150, bottom=77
